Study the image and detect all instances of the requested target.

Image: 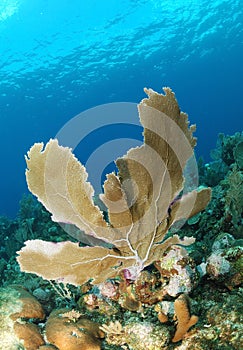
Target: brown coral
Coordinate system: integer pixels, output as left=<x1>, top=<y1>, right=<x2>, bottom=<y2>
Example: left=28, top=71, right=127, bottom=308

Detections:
left=10, top=285, right=45, bottom=321
left=14, top=322, right=45, bottom=350
left=45, top=308, right=104, bottom=350
left=172, top=293, right=198, bottom=342
left=2, top=285, right=45, bottom=350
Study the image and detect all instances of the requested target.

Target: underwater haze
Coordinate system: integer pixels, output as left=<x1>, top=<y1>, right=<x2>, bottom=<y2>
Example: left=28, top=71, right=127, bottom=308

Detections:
left=0, top=0, right=242, bottom=217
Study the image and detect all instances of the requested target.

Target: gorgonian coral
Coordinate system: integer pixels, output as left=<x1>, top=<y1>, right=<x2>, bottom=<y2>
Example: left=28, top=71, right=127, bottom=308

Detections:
left=17, top=87, right=211, bottom=286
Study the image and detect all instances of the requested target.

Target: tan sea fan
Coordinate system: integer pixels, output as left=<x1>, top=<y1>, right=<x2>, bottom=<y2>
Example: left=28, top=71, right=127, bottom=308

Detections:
left=17, top=87, right=211, bottom=286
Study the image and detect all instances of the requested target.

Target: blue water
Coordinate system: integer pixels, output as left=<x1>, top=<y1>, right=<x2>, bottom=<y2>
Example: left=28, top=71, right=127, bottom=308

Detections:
left=0, top=0, right=242, bottom=217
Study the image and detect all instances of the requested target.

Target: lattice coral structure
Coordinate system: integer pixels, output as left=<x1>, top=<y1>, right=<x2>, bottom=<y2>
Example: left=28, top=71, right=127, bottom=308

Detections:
left=17, top=87, right=211, bottom=287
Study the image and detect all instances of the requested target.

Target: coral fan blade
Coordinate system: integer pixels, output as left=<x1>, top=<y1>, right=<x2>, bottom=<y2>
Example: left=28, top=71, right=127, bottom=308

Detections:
left=169, top=188, right=212, bottom=227
left=100, top=172, right=133, bottom=229
left=109, top=88, right=200, bottom=260
left=17, top=240, right=122, bottom=285
left=25, top=139, right=111, bottom=239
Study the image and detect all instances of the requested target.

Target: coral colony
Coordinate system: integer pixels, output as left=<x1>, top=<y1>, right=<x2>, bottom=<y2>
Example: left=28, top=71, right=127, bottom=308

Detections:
left=17, top=88, right=211, bottom=287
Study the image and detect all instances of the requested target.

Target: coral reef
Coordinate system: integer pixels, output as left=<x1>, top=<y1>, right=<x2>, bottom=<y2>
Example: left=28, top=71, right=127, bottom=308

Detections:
left=18, top=87, right=212, bottom=347
left=0, top=88, right=242, bottom=350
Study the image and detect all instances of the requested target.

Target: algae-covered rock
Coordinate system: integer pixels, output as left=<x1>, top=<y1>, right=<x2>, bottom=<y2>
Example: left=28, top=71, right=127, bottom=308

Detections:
left=101, top=320, right=170, bottom=350
left=125, top=322, right=170, bottom=350
left=206, top=246, right=243, bottom=289
left=0, top=286, right=24, bottom=349
left=155, top=246, right=198, bottom=297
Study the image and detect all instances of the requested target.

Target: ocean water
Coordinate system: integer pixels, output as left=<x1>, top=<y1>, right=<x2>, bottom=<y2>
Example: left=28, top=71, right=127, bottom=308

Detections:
left=0, top=0, right=242, bottom=217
